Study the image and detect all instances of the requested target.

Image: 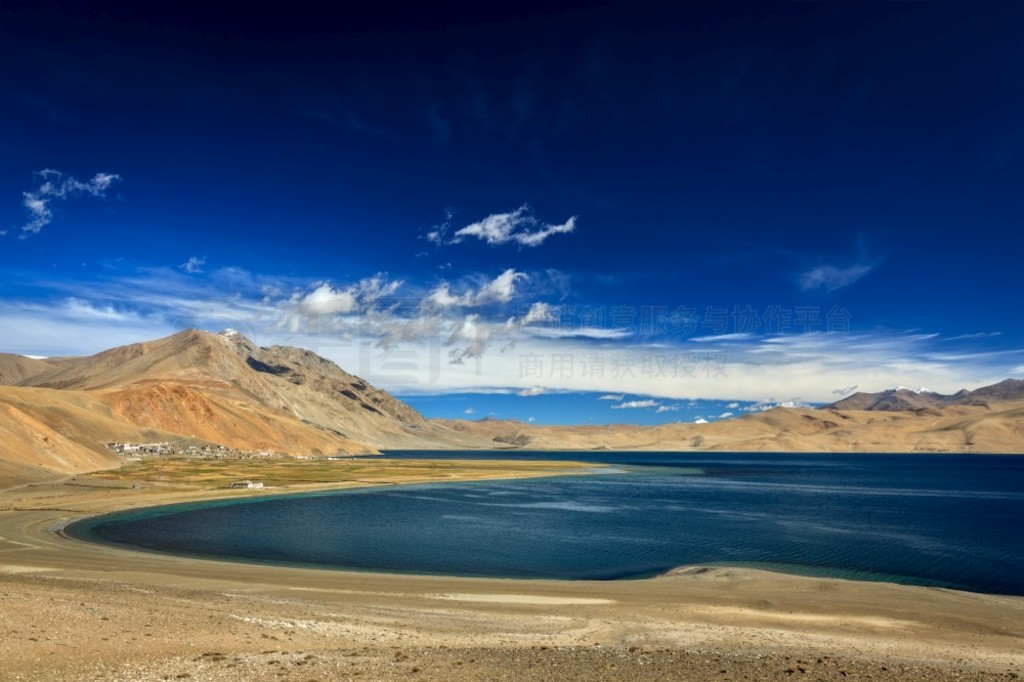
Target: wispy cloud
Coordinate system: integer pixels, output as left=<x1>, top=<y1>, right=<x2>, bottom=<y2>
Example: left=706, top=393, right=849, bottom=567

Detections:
left=744, top=399, right=807, bottom=412
left=423, top=207, right=454, bottom=245
left=517, top=386, right=547, bottom=397
left=798, top=263, right=874, bottom=292
left=523, top=302, right=557, bottom=324
left=295, top=274, right=403, bottom=316
left=945, top=332, right=1002, bottom=341
left=523, top=326, right=633, bottom=340
left=450, top=205, right=576, bottom=247
left=425, top=269, right=526, bottom=308
left=1, top=263, right=1019, bottom=402
left=17, top=169, right=120, bottom=237
left=180, top=256, right=206, bottom=274
left=612, top=399, right=661, bottom=410
left=797, top=236, right=882, bottom=293
left=655, top=404, right=680, bottom=413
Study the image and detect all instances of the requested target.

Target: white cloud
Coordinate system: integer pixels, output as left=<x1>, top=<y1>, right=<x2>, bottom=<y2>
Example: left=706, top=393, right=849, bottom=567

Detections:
left=598, top=394, right=625, bottom=401
left=517, top=386, right=547, bottom=397
left=527, top=416, right=536, bottom=422
left=2, top=263, right=1020, bottom=405
left=718, top=411, right=735, bottom=419
left=523, top=326, right=632, bottom=340
left=295, top=274, right=402, bottom=316
left=523, top=302, right=556, bottom=324
left=799, top=264, right=874, bottom=292
left=691, top=333, right=754, bottom=343
left=945, top=332, right=1002, bottom=341
left=424, top=283, right=464, bottom=308
left=63, top=297, right=139, bottom=322
left=464, top=407, right=475, bottom=415
left=358, top=274, right=403, bottom=303
left=655, top=404, right=681, bottom=413
left=451, top=205, right=576, bottom=247
left=425, top=269, right=526, bottom=309
left=424, top=208, right=454, bottom=245
left=743, top=399, right=807, bottom=412
left=514, top=217, right=577, bottom=247
left=18, top=169, right=120, bottom=236
left=445, top=314, right=494, bottom=363
left=478, top=268, right=526, bottom=303
left=299, top=283, right=359, bottom=315
left=612, top=399, right=661, bottom=410
left=180, top=256, right=206, bottom=274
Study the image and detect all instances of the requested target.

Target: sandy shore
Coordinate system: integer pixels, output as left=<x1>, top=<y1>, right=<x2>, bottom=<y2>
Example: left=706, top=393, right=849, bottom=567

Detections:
left=1, top=465, right=1022, bottom=681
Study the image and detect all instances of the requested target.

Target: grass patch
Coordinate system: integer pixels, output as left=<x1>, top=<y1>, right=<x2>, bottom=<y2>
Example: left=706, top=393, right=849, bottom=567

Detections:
left=83, top=457, right=590, bottom=489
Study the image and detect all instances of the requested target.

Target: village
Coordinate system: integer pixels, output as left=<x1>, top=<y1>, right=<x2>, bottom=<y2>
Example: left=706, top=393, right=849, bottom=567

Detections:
left=104, top=441, right=278, bottom=461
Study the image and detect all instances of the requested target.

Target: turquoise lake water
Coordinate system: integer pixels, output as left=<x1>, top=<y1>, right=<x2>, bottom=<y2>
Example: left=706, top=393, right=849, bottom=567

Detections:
left=67, top=452, right=1024, bottom=594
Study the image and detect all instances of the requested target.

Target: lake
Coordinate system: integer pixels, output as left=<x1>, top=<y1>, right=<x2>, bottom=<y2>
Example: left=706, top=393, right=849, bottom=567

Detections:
left=67, top=452, right=1024, bottom=594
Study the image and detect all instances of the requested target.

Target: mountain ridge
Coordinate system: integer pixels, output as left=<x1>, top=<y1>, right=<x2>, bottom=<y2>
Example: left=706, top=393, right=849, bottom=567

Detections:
left=1, top=330, right=1021, bottom=487
left=825, top=379, right=1024, bottom=411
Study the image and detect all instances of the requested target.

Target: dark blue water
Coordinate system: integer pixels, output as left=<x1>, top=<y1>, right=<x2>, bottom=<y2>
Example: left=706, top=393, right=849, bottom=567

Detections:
left=67, top=452, right=1024, bottom=594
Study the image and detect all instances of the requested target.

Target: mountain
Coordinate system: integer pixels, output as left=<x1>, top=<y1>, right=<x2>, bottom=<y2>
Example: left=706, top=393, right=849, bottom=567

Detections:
left=0, top=385, right=184, bottom=488
left=1, top=331, right=1022, bottom=488
left=965, top=379, right=1024, bottom=402
left=0, top=329, right=483, bottom=485
left=0, top=353, right=65, bottom=386
left=19, top=329, right=437, bottom=449
left=439, top=398, right=1024, bottom=454
left=826, top=380, right=1024, bottom=411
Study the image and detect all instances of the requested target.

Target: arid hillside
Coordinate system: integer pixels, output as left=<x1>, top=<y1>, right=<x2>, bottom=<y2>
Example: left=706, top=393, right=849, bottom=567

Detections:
left=0, top=330, right=485, bottom=485
left=1, top=330, right=1021, bottom=488
left=440, top=400, right=1024, bottom=453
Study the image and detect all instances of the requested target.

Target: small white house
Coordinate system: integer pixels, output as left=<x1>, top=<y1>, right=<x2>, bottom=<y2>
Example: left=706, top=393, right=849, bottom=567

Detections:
left=229, top=479, right=264, bottom=489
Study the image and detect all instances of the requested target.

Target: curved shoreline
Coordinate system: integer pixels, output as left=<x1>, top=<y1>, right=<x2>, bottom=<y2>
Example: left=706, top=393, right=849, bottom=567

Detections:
left=2, top=465, right=1023, bottom=680
left=63, top=477, right=1001, bottom=594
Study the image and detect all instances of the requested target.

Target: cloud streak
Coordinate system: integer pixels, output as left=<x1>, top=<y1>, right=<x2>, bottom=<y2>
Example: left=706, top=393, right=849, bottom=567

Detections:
left=18, top=169, right=120, bottom=237
left=450, top=205, right=576, bottom=247
left=799, top=263, right=874, bottom=292
left=424, top=268, right=526, bottom=308
left=798, top=237, right=879, bottom=292
left=612, top=399, right=661, bottom=410
left=1, top=263, right=1020, bottom=403
left=180, top=256, right=206, bottom=274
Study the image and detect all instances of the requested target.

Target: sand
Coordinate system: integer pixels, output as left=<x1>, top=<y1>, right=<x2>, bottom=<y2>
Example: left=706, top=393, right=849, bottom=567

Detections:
left=1, top=465, right=1022, bottom=681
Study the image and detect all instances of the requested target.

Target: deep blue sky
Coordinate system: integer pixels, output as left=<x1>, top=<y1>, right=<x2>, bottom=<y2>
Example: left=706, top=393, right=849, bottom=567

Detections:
left=2, top=2, right=1021, bottom=423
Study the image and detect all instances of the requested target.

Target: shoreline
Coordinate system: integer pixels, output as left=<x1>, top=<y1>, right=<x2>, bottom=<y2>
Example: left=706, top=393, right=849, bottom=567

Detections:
left=2, top=462, right=1022, bottom=680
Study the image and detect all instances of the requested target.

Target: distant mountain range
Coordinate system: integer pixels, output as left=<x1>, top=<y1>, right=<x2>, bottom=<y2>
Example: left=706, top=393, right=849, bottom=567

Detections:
left=1, top=330, right=1021, bottom=487
left=825, top=380, right=1024, bottom=412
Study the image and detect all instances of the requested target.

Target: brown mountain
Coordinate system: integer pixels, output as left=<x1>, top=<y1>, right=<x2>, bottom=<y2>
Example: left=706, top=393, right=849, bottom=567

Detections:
left=439, top=397, right=1024, bottom=454
left=0, top=329, right=485, bottom=485
left=0, top=353, right=64, bottom=386
left=19, top=329, right=436, bottom=447
left=1, top=331, right=1022, bottom=488
left=826, top=380, right=1024, bottom=411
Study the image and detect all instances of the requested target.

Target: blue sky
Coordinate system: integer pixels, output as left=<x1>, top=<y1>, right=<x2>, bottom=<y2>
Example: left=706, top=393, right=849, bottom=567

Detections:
left=2, top=2, right=1022, bottom=424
